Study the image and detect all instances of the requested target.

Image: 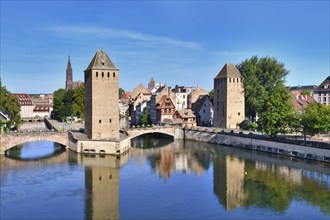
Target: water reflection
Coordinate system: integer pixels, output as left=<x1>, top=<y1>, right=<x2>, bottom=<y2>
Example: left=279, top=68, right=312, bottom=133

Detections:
left=1, top=137, right=329, bottom=219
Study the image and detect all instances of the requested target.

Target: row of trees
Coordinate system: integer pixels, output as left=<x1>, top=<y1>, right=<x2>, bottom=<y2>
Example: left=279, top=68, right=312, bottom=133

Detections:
left=0, top=82, right=21, bottom=131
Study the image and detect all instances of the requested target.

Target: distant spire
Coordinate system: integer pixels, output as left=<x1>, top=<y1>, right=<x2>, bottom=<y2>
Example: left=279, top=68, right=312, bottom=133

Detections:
left=67, top=55, right=72, bottom=69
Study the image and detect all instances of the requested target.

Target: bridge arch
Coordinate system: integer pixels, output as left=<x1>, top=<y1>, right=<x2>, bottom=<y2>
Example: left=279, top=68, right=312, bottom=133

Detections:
left=1, top=132, right=69, bottom=155
left=126, top=127, right=177, bottom=141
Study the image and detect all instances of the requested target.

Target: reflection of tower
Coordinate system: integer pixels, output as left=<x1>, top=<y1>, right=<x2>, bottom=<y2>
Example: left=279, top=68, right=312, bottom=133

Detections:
left=213, top=155, right=245, bottom=211
left=85, top=166, right=120, bottom=219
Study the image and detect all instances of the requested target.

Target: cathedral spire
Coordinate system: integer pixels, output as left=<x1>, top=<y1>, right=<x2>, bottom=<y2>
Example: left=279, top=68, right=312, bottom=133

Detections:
left=67, top=55, right=72, bottom=70
left=66, top=55, right=73, bottom=90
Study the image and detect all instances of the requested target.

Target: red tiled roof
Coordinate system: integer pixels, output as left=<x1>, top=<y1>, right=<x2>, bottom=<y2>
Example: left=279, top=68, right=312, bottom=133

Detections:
left=290, top=92, right=315, bottom=111
left=13, top=93, right=34, bottom=106
left=33, top=105, right=51, bottom=112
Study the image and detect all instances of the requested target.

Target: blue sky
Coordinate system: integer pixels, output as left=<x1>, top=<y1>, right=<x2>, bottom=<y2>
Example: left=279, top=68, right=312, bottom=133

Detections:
left=1, top=1, right=329, bottom=94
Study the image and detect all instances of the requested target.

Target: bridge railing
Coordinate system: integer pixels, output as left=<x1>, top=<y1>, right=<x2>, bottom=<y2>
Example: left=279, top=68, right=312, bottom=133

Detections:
left=1, top=131, right=67, bottom=138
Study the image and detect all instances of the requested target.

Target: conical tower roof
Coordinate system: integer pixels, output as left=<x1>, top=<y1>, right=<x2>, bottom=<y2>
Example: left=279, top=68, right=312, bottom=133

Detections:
left=85, top=50, right=118, bottom=71
left=215, top=63, right=241, bottom=79
left=67, top=55, right=72, bottom=69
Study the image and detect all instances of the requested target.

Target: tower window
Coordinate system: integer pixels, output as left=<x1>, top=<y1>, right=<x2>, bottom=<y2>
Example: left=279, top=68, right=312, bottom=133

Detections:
left=238, top=112, right=240, bottom=116
left=102, top=72, right=104, bottom=77
left=229, top=78, right=231, bottom=83
left=109, top=119, right=112, bottom=123
left=107, top=72, right=110, bottom=77
left=99, top=120, right=102, bottom=123
left=96, top=72, right=98, bottom=77
left=113, top=72, right=115, bottom=77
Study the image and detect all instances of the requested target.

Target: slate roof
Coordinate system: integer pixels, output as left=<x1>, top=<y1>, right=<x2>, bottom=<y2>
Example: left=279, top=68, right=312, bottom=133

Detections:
left=33, top=105, right=51, bottom=112
left=192, top=95, right=209, bottom=112
left=85, top=50, right=118, bottom=71
left=314, top=76, right=330, bottom=92
left=215, top=63, right=241, bottom=79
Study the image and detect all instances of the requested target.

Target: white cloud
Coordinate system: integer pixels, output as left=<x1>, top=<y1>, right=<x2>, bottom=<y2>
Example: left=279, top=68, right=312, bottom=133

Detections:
left=45, top=25, right=202, bottom=49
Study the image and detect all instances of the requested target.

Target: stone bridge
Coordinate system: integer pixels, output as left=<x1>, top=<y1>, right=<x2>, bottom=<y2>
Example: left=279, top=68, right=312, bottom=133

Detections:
left=125, top=126, right=184, bottom=140
left=0, top=132, right=68, bottom=155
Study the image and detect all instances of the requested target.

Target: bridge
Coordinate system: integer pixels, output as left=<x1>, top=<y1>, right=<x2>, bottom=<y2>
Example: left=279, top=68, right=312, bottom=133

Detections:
left=125, top=126, right=183, bottom=140
left=0, top=132, right=68, bottom=155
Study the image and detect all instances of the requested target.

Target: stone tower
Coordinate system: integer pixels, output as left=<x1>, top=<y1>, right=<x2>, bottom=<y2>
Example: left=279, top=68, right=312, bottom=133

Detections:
left=65, top=55, right=73, bottom=90
left=213, top=63, right=245, bottom=129
left=148, top=77, right=155, bottom=91
left=84, top=50, right=120, bottom=140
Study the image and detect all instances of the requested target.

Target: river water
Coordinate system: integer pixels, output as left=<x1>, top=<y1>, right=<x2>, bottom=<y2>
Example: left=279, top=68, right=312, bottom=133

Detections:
left=1, top=134, right=329, bottom=219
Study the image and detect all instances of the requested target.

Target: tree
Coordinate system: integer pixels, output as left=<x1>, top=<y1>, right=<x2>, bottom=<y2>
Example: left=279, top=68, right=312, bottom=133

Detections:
left=300, top=102, right=330, bottom=137
left=53, top=88, right=72, bottom=120
left=208, top=89, right=214, bottom=104
left=300, top=89, right=311, bottom=96
left=139, top=109, right=150, bottom=126
left=119, top=88, right=125, bottom=99
left=237, top=56, right=295, bottom=136
left=71, top=84, right=85, bottom=120
left=0, top=81, right=21, bottom=130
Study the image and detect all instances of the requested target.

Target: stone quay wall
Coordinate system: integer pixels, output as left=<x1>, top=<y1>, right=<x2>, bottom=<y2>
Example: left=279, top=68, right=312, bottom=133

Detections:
left=184, top=128, right=330, bottom=163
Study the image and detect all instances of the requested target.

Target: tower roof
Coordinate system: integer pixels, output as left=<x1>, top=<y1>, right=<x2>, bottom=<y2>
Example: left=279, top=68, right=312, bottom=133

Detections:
left=67, top=55, right=72, bottom=70
left=215, top=63, right=241, bottom=79
left=85, top=50, right=118, bottom=71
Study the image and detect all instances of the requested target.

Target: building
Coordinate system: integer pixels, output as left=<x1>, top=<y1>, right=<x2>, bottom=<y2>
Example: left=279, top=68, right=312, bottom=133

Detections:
left=156, top=95, right=176, bottom=124
left=148, top=77, right=155, bottom=92
left=313, top=76, right=330, bottom=105
left=213, top=63, right=245, bottom=129
left=13, top=93, right=35, bottom=119
left=192, top=95, right=213, bottom=126
left=187, top=86, right=208, bottom=109
left=173, top=109, right=196, bottom=127
left=33, top=105, right=53, bottom=118
left=288, top=85, right=317, bottom=96
left=65, top=56, right=83, bottom=90
left=173, top=85, right=189, bottom=110
left=131, top=83, right=149, bottom=101
left=291, top=91, right=315, bottom=112
left=84, top=50, right=120, bottom=140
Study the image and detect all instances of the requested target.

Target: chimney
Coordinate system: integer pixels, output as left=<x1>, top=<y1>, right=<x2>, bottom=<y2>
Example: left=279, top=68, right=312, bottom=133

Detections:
left=168, top=86, right=171, bottom=98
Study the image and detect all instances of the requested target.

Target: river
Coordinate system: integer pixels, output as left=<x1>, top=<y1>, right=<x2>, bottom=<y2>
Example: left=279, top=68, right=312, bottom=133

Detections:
left=1, top=134, right=329, bottom=219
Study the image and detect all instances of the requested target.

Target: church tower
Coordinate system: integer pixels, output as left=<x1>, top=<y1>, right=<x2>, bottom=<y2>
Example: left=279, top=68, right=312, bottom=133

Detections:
left=148, top=77, right=155, bottom=91
left=84, top=50, right=120, bottom=141
left=65, top=55, right=73, bottom=90
left=213, top=63, right=245, bottom=129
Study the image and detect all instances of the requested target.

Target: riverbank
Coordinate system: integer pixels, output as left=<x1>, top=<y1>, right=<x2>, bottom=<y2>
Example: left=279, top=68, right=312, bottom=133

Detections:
left=184, top=127, right=330, bottom=163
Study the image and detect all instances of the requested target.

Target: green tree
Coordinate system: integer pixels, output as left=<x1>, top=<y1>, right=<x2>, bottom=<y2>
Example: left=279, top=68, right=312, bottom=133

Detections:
left=300, top=102, right=330, bottom=137
left=0, top=82, right=21, bottom=130
left=139, top=109, right=150, bottom=126
left=237, top=56, right=295, bottom=136
left=53, top=88, right=72, bottom=120
left=300, top=89, right=311, bottom=96
left=208, top=89, right=214, bottom=104
left=71, top=84, right=85, bottom=120
left=119, top=88, right=125, bottom=99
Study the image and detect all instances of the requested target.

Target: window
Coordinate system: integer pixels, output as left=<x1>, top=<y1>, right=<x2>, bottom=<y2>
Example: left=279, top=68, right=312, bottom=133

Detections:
left=109, top=119, right=112, bottom=123
left=96, top=72, right=98, bottom=77
left=318, top=97, right=321, bottom=102
left=113, top=72, right=115, bottom=77
left=323, top=97, right=326, bottom=102
left=107, top=72, right=110, bottom=77
left=229, top=78, right=231, bottom=83
left=99, top=120, right=102, bottom=123
left=102, top=72, right=104, bottom=77
left=238, top=112, right=240, bottom=116
left=233, top=78, right=235, bottom=83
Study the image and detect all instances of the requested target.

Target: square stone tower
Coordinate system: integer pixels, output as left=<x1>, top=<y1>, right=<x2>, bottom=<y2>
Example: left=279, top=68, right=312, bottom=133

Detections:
left=213, top=63, right=245, bottom=129
left=84, top=50, right=120, bottom=141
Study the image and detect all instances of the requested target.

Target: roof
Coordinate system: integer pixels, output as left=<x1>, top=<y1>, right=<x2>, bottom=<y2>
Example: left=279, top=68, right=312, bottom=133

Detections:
left=85, top=50, right=118, bottom=71
left=314, top=76, right=330, bottom=92
left=131, top=83, right=150, bottom=99
left=215, top=63, right=242, bottom=79
left=67, top=55, right=72, bottom=70
left=288, top=85, right=317, bottom=91
left=13, top=93, right=34, bottom=106
left=192, top=95, right=210, bottom=111
left=33, top=105, right=51, bottom=112
left=175, top=109, right=196, bottom=119
left=290, top=92, right=315, bottom=111
left=0, top=111, right=10, bottom=121
left=156, top=95, right=175, bottom=109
